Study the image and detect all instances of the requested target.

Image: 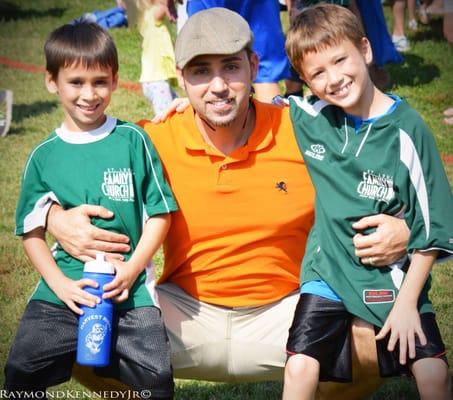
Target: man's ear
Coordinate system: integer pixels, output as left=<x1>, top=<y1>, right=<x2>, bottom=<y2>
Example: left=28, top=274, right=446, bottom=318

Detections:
left=45, top=72, right=58, bottom=94
left=176, top=68, right=185, bottom=90
left=249, top=51, right=259, bottom=81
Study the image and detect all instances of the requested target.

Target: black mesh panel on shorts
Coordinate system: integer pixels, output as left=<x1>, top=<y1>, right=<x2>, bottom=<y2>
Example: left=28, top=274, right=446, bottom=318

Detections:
left=95, top=306, right=174, bottom=399
left=4, top=301, right=78, bottom=390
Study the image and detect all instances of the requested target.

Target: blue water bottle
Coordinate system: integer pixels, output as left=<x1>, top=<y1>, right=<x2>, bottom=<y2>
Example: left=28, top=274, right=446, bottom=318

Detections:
left=76, top=253, right=115, bottom=367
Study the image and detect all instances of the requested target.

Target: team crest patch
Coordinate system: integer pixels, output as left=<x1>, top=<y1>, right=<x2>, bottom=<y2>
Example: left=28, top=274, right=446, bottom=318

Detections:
left=363, top=289, right=395, bottom=304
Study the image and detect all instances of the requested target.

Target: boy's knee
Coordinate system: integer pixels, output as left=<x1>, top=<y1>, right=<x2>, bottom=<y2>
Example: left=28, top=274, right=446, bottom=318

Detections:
left=412, top=358, right=451, bottom=399
left=414, top=359, right=450, bottom=386
left=285, top=354, right=319, bottom=383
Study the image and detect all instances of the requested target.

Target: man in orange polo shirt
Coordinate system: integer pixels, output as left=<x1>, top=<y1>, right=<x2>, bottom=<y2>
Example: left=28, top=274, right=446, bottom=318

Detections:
left=47, top=8, right=410, bottom=399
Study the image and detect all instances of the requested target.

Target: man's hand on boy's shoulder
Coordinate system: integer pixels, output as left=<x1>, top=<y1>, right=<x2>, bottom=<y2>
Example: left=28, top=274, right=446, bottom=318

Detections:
left=271, top=95, right=290, bottom=108
left=149, top=97, right=190, bottom=124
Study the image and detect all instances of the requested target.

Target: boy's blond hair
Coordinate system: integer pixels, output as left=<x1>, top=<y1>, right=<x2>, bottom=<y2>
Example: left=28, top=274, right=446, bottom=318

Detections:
left=285, top=4, right=365, bottom=78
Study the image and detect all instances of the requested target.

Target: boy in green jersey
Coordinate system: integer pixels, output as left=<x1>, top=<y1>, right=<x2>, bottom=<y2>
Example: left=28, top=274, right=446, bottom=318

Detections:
left=281, top=4, right=453, bottom=400
left=5, top=22, right=178, bottom=399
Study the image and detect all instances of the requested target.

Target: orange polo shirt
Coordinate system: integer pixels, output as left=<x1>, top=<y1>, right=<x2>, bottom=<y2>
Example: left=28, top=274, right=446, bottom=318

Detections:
left=140, top=100, right=315, bottom=307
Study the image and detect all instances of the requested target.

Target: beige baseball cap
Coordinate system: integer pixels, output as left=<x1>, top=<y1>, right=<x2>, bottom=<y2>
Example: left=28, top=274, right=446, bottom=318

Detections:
left=175, top=7, right=254, bottom=69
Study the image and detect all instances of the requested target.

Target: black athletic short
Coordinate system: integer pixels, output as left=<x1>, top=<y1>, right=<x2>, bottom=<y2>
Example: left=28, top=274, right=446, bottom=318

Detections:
left=376, top=312, right=448, bottom=377
left=286, top=294, right=447, bottom=382
left=4, top=300, right=174, bottom=399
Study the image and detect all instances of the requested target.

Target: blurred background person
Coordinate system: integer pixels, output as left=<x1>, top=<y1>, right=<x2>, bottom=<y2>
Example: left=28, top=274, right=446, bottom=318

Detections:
left=356, top=0, right=403, bottom=89
left=391, top=0, right=418, bottom=52
left=185, top=0, right=299, bottom=102
left=138, top=0, right=178, bottom=114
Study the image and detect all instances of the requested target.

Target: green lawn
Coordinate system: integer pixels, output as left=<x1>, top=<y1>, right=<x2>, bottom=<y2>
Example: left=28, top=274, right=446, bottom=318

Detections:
left=0, top=1, right=452, bottom=399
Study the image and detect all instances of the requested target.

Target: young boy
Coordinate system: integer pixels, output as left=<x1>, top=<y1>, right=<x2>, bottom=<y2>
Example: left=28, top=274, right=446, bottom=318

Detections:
left=281, top=4, right=453, bottom=400
left=4, top=22, right=178, bottom=399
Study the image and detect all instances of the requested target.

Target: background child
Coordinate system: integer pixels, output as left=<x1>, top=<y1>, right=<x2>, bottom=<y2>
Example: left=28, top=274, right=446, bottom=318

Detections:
left=185, top=0, right=298, bottom=102
left=4, top=21, right=177, bottom=399
left=282, top=4, right=452, bottom=400
left=137, top=0, right=178, bottom=115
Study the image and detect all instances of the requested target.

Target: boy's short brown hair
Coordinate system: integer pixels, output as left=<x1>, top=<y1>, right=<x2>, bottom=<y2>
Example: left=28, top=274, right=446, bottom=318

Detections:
left=44, top=21, right=118, bottom=79
left=285, top=4, right=365, bottom=77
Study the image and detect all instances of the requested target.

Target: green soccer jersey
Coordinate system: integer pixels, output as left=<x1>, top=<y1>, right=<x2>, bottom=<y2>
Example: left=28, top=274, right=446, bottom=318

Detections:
left=16, top=116, right=178, bottom=310
left=289, top=96, right=453, bottom=327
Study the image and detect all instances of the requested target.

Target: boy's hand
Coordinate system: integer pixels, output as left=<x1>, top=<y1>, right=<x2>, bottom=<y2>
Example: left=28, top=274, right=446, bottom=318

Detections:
left=102, top=260, right=141, bottom=303
left=375, top=301, right=427, bottom=365
left=52, top=276, right=100, bottom=315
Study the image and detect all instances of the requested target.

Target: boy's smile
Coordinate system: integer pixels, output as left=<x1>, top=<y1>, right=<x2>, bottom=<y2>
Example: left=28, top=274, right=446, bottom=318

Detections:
left=300, top=38, right=374, bottom=117
left=46, top=63, right=118, bottom=132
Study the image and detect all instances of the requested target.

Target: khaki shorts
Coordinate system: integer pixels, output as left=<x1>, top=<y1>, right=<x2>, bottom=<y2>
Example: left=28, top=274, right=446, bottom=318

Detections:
left=72, top=283, right=383, bottom=399
left=155, top=282, right=299, bottom=383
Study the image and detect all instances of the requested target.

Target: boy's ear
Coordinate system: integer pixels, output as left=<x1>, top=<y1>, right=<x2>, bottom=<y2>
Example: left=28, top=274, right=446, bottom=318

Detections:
left=112, top=73, right=118, bottom=91
left=361, top=37, right=373, bottom=66
left=45, top=72, right=58, bottom=94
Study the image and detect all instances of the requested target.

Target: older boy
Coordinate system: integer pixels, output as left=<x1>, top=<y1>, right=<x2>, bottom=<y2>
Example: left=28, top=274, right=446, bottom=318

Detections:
left=4, top=22, right=177, bottom=399
left=282, top=4, right=452, bottom=400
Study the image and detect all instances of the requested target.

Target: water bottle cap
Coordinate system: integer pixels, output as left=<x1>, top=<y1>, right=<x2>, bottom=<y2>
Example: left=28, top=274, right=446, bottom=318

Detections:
left=84, top=253, right=115, bottom=274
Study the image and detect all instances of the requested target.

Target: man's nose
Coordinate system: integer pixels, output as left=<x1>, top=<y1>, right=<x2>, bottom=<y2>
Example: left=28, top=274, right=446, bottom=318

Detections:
left=209, top=75, right=229, bottom=93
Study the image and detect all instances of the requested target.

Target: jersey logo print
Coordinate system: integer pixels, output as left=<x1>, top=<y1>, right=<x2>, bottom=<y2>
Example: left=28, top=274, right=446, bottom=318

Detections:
left=304, top=144, right=325, bottom=161
left=101, top=168, right=135, bottom=202
left=357, top=170, right=394, bottom=204
left=275, top=181, right=288, bottom=193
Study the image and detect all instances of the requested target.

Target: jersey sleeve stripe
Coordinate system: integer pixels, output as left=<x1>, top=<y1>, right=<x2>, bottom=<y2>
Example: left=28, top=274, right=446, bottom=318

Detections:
left=399, top=129, right=430, bottom=239
left=18, top=191, right=60, bottom=235
left=120, top=124, right=172, bottom=213
left=23, top=136, right=59, bottom=180
left=289, top=95, right=330, bottom=117
left=341, top=117, right=349, bottom=154
left=355, top=123, right=372, bottom=157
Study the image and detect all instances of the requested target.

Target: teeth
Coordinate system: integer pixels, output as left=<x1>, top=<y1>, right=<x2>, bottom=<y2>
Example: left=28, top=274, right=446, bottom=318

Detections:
left=78, top=104, right=98, bottom=111
left=332, top=82, right=351, bottom=96
left=209, top=98, right=231, bottom=104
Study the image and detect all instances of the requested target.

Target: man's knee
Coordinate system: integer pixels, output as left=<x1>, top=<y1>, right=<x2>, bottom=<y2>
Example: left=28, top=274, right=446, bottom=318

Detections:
left=316, top=319, right=383, bottom=400
left=351, top=317, right=379, bottom=368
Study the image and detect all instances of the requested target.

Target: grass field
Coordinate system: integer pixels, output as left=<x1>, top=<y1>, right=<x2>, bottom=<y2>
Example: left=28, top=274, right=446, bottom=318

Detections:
left=0, top=1, right=452, bottom=399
